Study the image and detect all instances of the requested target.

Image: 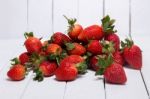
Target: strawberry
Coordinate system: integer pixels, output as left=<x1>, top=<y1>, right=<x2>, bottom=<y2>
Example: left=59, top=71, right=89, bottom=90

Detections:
left=50, top=32, right=71, bottom=46
left=87, top=40, right=102, bottom=55
left=121, top=38, right=142, bottom=69
left=65, top=43, right=86, bottom=55
left=101, top=15, right=120, bottom=51
left=7, top=64, right=26, bottom=81
left=24, top=32, right=42, bottom=53
left=39, top=61, right=57, bottom=77
left=60, top=55, right=84, bottom=65
left=64, top=16, right=83, bottom=41
left=55, top=62, right=78, bottom=81
left=113, top=51, right=124, bottom=65
left=19, top=52, right=30, bottom=65
left=46, top=43, right=62, bottom=55
left=105, top=34, right=120, bottom=51
left=90, top=56, right=99, bottom=71
left=104, top=63, right=127, bottom=84
left=95, top=55, right=127, bottom=84
left=78, top=25, right=104, bottom=42
left=60, top=55, right=87, bottom=74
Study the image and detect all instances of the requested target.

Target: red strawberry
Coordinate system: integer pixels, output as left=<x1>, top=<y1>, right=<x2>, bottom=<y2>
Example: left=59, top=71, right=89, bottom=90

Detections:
left=113, top=51, right=124, bottom=65
left=46, top=43, right=62, bottom=55
left=51, top=32, right=71, bottom=46
left=101, top=16, right=119, bottom=50
left=104, top=63, right=127, bottom=84
left=60, top=55, right=84, bottom=65
left=66, top=43, right=86, bottom=55
left=60, top=55, right=87, bottom=74
left=64, top=16, right=83, bottom=41
left=24, top=32, right=42, bottom=53
left=19, top=52, right=29, bottom=65
left=105, top=34, right=120, bottom=51
left=78, top=25, right=104, bottom=42
left=90, top=56, right=100, bottom=71
left=40, top=61, right=57, bottom=77
left=55, top=63, right=78, bottom=81
left=87, top=40, right=102, bottom=55
left=7, top=64, right=26, bottom=81
left=95, top=55, right=127, bottom=84
left=122, top=38, right=142, bottom=69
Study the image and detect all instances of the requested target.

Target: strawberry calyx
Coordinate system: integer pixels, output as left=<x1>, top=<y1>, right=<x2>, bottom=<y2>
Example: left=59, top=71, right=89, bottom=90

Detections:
left=102, top=40, right=115, bottom=54
left=65, top=43, right=75, bottom=50
left=76, top=61, right=88, bottom=74
left=24, top=32, right=34, bottom=39
left=95, top=54, right=113, bottom=75
left=121, top=38, right=134, bottom=49
left=11, top=57, right=20, bottom=65
left=101, top=15, right=117, bottom=34
left=64, top=15, right=77, bottom=33
left=33, top=67, right=44, bottom=82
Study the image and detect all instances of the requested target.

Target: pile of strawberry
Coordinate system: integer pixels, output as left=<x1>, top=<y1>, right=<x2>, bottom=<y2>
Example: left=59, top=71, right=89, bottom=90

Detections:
left=7, top=15, right=142, bottom=84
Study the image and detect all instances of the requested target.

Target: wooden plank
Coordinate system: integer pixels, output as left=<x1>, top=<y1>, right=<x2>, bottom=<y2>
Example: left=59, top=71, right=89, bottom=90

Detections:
left=64, top=70, right=105, bottom=99
left=0, top=0, right=27, bottom=39
left=105, top=68, right=149, bottom=99
left=0, top=40, right=33, bottom=99
left=0, top=39, right=26, bottom=70
left=131, top=0, right=150, bottom=37
left=132, top=0, right=150, bottom=96
left=133, top=36, right=150, bottom=97
left=53, top=0, right=78, bottom=34
left=78, top=0, right=103, bottom=27
left=28, top=0, right=53, bottom=39
left=21, top=76, right=66, bottom=99
left=105, top=0, right=129, bottom=37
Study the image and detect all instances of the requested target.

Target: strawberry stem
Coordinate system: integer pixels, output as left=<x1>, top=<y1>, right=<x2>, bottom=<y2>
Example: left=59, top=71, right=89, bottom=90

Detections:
left=101, top=15, right=117, bottom=34
left=24, top=32, right=34, bottom=39
left=63, top=15, right=77, bottom=33
left=11, top=57, right=20, bottom=65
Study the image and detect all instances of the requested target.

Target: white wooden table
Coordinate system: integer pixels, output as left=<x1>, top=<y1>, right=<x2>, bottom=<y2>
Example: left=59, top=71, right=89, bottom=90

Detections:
left=0, top=0, right=150, bottom=99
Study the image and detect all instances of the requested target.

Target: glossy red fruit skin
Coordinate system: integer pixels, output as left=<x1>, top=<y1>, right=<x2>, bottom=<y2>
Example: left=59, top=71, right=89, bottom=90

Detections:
left=68, top=24, right=83, bottom=40
left=104, top=63, right=127, bottom=84
left=19, top=52, right=29, bottom=65
left=113, top=51, right=124, bottom=65
left=46, top=43, right=62, bottom=55
left=60, top=55, right=84, bottom=66
left=123, top=45, right=142, bottom=69
left=51, top=32, right=71, bottom=46
left=105, top=33, right=120, bottom=51
left=78, top=25, right=104, bottom=42
left=68, top=43, right=86, bottom=55
left=7, top=64, right=25, bottom=81
left=25, top=37, right=42, bottom=53
left=87, top=40, right=102, bottom=55
left=90, top=56, right=100, bottom=71
left=40, top=61, right=57, bottom=77
left=55, top=63, right=78, bottom=81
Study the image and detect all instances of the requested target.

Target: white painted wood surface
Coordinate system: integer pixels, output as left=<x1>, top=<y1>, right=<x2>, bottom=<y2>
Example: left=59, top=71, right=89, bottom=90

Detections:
left=64, top=70, right=105, bottom=99
left=0, top=0, right=27, bottom=39
left=105, top=0, right=129, bottom=37
left=0, top=0, right=150, bottom=99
